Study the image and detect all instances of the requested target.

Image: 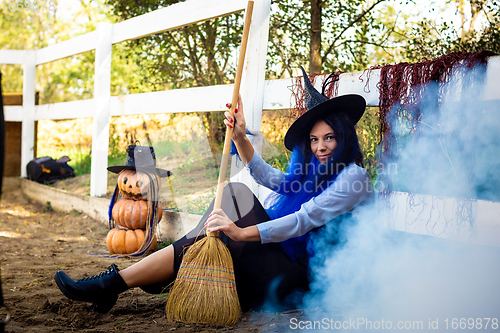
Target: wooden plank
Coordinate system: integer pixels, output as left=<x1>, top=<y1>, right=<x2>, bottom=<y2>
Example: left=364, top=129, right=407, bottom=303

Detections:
left=35, top=31, right=97, bottom=65
left=11, top=0, right=247, bottom=66
left=90, top=23, right=113, bottom=197
left=23, top=85, right=234, bottom=121
left=0, top=50, right=26, bottom=65
left=262, top=77, right=295, bottom=110
left=34, top=99, right=95, bottom=120
left=4, top=106, right=24, bottom=121
left=484, top=56, right=500, bottom=100
left=383, top=191, right=500, bottom=248
left=111, top=0, right=247, bottom=44
left=21, top=51, right=36, bottom=178
left=4, top=122, right=22, bottom=177
left=338, top=69, right=381, bottom=107
left=2, top=94, right=23, bottom=105
left=230, top=0, right=271, bottom=192
left=262, top=69, right=382, bottom=111
left=15, top=54, right=500, bottom=121
left=109, top=85, right=233, bottom=116
left=240, top=0, right=270, bottom=131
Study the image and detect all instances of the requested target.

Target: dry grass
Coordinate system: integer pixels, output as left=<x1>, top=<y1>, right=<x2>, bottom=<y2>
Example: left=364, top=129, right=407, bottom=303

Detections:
left=35, top=111, right=294, bottom=214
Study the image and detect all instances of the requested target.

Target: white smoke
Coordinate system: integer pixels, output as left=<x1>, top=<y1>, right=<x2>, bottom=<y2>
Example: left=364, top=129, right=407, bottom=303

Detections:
left=300, top=63, right=500, bottom=331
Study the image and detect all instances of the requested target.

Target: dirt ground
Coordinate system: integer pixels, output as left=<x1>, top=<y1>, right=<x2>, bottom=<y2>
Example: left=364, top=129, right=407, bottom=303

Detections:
left=0, top=178, right=305, bottom=332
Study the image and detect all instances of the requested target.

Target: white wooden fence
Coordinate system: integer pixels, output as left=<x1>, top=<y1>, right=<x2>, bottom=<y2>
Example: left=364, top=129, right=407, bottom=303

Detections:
left=1, top=0, right=499, bottom=247
left=0, top=0, right=271, bottom=197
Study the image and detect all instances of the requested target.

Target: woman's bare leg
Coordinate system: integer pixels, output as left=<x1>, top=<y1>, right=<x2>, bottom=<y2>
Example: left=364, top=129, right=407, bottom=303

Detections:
left=119, top=244, right=175, bottom=288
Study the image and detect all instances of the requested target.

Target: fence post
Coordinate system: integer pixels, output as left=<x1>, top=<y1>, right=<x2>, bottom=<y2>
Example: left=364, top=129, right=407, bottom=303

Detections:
left=90, top=23, right=113, bottom=197
left=230, top=0, right=271, bottom=199
left=21, top=50, right=36, bottom=178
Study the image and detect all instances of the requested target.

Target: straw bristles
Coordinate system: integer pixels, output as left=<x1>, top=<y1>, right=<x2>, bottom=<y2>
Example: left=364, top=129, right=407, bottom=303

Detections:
left=165, top=235, right=241, bottom=325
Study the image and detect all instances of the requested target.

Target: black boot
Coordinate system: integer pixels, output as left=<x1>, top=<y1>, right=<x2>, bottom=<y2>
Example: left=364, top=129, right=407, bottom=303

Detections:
left=53, top=263, right=129, bottom=313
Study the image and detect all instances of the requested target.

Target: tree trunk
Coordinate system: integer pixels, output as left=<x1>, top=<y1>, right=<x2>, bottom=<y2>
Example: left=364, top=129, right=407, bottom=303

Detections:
left=199, top=20, right=226, bottom=161
left=202, top=111, right=225, bottom=165
left=309, top=0, right=322, bottom=74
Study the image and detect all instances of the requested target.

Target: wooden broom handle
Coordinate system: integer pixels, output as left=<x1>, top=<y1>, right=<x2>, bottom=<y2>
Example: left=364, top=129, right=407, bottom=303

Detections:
left=212, top=0, right=254, bottom=213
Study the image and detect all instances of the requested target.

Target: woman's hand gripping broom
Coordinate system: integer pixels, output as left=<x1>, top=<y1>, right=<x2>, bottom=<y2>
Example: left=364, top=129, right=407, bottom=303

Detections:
left=165, top=1, right=254, bottom=326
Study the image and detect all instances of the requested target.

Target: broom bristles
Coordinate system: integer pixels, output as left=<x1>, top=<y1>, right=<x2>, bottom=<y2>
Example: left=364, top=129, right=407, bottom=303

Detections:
left=165, top=235, right=241, bottom=325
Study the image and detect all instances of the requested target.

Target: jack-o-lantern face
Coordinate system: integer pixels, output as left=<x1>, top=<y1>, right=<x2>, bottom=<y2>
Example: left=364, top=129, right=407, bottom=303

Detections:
left=117, top=170, right=160, bottom=200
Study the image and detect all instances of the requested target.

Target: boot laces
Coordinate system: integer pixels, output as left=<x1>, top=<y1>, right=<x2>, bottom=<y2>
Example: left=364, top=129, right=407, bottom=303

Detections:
left=77, top=264, right=117, bottom=283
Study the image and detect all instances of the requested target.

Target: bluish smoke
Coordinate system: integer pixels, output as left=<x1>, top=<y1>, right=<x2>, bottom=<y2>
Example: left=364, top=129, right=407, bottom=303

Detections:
left=299, top=65, right=500, bottom=330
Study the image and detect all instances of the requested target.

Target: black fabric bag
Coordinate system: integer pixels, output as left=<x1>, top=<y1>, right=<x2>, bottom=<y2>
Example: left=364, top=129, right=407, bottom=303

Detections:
left=26, top=156, right=75, bottom=184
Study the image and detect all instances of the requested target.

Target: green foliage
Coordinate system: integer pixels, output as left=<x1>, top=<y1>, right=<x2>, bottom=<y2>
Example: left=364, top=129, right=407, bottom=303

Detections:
left=264, top=146, right=290, bottom=173
left=178, top=156, right=196, bottom=173
left=109, top=123, right=123, bottom=160
left=356, top=107, right=381, bottom=182
left=104, top=0, right=246, bottom=156
left=71, top=152, right=92, bottom=176
left=105, top=0, right=243, bottom=89
left=71, top=210, right=84, bottom=217
left=154, top=241, right=173, bottom=251
left=267, top=0, right=402, bottom=77
left=43, top=201, right=53, bottom=212
left=404, top=0, right=500, bottom=62
left=0, top=7, right=56, bottom=92
left=0, top=0, right=154, bottom=102
left=184, top=188, right=216, bottom=215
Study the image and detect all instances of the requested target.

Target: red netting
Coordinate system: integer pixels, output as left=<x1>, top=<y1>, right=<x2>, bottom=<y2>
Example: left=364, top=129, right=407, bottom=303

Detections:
left=375, top=50, right=496, bottom=158
left=289, top=51, right=496, bottom=228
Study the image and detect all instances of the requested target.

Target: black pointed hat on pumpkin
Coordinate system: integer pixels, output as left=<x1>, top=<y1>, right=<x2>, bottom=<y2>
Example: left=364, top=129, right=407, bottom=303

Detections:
left=107, top=145, right=172, bottom=177
left=284, top=66, right=366, bottom=151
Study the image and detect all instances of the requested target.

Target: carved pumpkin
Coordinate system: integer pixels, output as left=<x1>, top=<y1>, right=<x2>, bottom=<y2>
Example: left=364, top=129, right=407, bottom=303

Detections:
left=117, top=170, right=161, bottom=200
left=112, top=198, right=163, bottom=230
left=106, top=228, right=157, bottom=255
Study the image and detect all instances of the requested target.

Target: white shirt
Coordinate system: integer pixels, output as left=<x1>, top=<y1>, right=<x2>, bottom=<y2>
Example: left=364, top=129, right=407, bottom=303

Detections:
left=245, top=150, right=373, bottom=244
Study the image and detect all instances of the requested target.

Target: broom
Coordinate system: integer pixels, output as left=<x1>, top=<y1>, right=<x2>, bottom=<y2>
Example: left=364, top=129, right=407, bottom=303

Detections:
left=165, top=1, right=254, bottom=326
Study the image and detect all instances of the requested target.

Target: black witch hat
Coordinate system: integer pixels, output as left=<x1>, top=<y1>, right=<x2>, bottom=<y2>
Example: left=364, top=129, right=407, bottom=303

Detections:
left=284, top=67, right=366, bottom=151
left=107, top=145, right=172, bottom=178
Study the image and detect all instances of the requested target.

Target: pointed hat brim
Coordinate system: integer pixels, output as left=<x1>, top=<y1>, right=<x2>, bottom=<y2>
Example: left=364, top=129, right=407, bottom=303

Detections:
left=107, top=165, right=172, bottom=178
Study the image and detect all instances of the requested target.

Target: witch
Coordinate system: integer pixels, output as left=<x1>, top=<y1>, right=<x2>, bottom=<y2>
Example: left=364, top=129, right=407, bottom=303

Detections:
left=53, top=67, right=373, bottom=314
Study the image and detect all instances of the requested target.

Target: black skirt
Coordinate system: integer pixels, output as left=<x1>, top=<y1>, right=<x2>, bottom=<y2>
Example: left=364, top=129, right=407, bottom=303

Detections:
left=141, top=182, right=310, bottom=311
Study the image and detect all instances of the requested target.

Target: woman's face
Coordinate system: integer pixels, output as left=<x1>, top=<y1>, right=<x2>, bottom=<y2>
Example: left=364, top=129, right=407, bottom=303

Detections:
left=309, top=120, right=337, bottom=164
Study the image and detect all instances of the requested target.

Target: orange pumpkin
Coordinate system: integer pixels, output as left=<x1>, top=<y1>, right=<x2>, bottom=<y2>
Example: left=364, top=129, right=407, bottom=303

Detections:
left=106, top=228, right=157, bottom=255
left=112, top=198, right=163, bottom=229
left=117, top=170, right=161, bottom=200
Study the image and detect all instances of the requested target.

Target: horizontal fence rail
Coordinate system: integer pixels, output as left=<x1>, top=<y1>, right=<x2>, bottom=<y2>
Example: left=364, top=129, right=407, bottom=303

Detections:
left=111, top=0, right=248, bottom=45
left=4, top=56, right=500, bottom=121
